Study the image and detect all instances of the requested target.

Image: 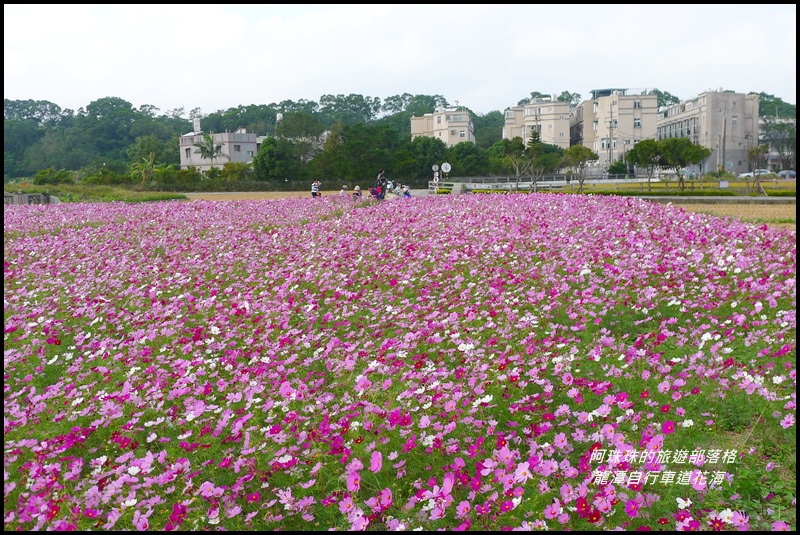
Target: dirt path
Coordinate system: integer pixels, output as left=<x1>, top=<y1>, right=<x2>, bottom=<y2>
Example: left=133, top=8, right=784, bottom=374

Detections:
left=181, top=192, right=795, bottom=231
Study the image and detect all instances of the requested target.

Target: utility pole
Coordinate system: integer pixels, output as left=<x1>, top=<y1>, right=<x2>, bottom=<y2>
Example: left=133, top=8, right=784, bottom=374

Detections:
left=607, top=104, right=614, bottom=168
left=720, top=106, right=727, bottom=173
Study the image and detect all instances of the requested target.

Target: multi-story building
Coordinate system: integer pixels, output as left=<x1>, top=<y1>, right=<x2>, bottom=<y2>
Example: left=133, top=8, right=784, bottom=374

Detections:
left=179, top=121, right=258, bottom=171
left=570, top=88, right=659, bottom=169
left=655, top=89, right=759, bottom=175
left=503, top=96, right=571, bottom=149
left=410, top=106, right=475, bottom=147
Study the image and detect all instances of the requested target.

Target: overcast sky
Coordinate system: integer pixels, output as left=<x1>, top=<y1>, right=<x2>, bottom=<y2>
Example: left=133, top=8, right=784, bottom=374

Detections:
left=4, top=4, right=796, bottom=118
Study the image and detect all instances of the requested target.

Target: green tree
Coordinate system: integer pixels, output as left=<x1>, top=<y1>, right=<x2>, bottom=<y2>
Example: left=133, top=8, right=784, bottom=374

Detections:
left=495, top=137, right=534, bottom=190
left=126, top=135, right=173, bottom=167
left=652, top=89, right=680, bottom=108
left=395, top=135, right=448, bottom=181
left=526, top=131, right=564, bottom=192
left=607, top=159, right=628, bottom=177
left=563, top=145, right=599, bottom=192
left=754, top=92, right=796, bottom=119
left=193, top=133, right=229, bottom=168
left=130, top=152, right=156, bottom=187
left=446, top=142, right=489, bottom=177
left=557, top=91, right=582, bottom=108
left=657, top=137, right=711, bottom=191
left=747, top=144, right=770, bottom=195
left=760, top=118, right=796, bottom=171
left=625, top=139, right=661, bottom=191
left=518, top=92, right=550, bottom=106
left=318, top=93, right=382, bottom=125
left=221, top=161, right=254, bottom=183
left=472, top=110, right=504, bottom=149
left=253, top=137, right=298, bottom=182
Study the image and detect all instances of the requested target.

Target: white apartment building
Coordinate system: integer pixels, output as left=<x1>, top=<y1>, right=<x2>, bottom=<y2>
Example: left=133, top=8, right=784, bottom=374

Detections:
left=503, top=96, right=571, bottom=149
left=179, top=123, right=258, bottom=172
left=656, top=90, right=760, bottom=175
left=410, top=106, right=475, bottom=147
left=570, top=88, right=660, bottom=169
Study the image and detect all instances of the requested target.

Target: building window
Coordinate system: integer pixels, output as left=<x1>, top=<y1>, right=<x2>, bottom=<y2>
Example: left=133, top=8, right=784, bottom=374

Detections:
left=559, top=132, right=565, bottom=138
left=548, top=124, right=553, bottom=130
left=459, top=130, right=466, bottom=138
left=247, top=151, right=254, bottom=157
left=732, top=115, right=738, bottom=125
left=593, top=102, right=598, bottom=113
left=593, top=121, right=598, bottom=132
left=634, top=118, right=642, bottom=128
left=185, top=148, right=191, bottom=159
left=634, top=100, right=642, bottom=109
left=234, top=144, right=241, bottom=152
left=450, top=130, right=456, bottom=135
left=437, top=116, right=442, bottom=124
left=559, top=115, right=565, bottom=120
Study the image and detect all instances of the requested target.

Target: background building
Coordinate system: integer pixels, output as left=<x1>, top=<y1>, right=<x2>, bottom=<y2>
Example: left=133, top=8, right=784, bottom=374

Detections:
left=655, top=90, right=759, bottom=175
left=410, top=106, right=475, bottom=147
left=179, top=119, right=258, bottom=171
left=570, top=88, right=659, bottom=170
left=503, top=96, right=571, bottom=149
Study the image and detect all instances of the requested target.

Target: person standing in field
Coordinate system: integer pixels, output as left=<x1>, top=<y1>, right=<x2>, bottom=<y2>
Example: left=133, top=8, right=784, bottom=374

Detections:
left=311, top=180, right=321, bottom=198
left=340, top=185, right=348, bottom=197
left=376, top=169, right=387, bottom=201
left=352, top=185, right=362, bottom=200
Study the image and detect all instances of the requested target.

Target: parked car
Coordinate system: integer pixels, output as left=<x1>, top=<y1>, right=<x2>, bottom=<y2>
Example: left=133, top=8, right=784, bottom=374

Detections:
left=777, top=169, right=796, bottom=179
left=737, top=169, right=771, bottom=178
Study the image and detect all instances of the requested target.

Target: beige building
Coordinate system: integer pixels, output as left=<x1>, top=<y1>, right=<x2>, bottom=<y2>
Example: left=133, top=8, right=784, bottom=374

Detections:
left=656, top=90, right=760, bottom=175
left=410, top=106, right=475, bottom=147
left=570, top=88, right=659, bottom=169
left=503, top=96, right=571, bottom=149
left=179, top=123, right=258, bottom=172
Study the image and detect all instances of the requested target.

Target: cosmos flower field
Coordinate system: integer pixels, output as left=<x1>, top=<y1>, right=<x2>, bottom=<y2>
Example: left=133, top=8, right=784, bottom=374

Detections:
left=3, top=193, right=796, bottom=531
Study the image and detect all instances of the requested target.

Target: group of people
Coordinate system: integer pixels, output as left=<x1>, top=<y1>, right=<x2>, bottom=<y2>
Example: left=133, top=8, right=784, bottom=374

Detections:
left=332, top=169, right=411, bottom=201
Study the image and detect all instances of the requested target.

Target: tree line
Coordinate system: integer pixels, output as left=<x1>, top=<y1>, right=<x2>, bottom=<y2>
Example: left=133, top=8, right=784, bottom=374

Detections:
left=4, top=91, right=794, bottom=189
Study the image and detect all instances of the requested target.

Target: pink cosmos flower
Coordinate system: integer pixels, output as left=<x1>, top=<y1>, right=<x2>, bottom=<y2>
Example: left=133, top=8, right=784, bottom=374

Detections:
left=625, top=499, right=640, bottom=518
left=544, top=502, right=562, bottom=519
left=455, top=500, right=471, bottom=519
left=780, top=414, right=795, bottom=428
left=369, top=451, right=382, bottom=473
left=689, top=470, right=707, bottom=491
left=346, top=471, right=361, bottom=492
left=662, top=420, right=676, bottom=434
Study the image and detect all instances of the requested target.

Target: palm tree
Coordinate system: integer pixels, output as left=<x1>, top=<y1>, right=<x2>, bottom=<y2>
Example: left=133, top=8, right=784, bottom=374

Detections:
left=130, top=152, right=156, bottom=187
left=193, top=133, right=229, bottom=170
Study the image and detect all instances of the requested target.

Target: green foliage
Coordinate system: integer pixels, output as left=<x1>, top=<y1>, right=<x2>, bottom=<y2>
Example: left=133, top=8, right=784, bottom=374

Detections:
left=658, top=137, right=712, bottom=190
left=652, top=88, right=681, bottom=108
left=607, top=159, right=629, bottom=176
left=754, top=92, right=796, bottom=119
left=446, top=142, right=488, bottom=177
left=32, top=167, right=75, bottom=185
left=12, top=183, right=185, bottom=202
left=253, top=137, right=301, bottom=182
